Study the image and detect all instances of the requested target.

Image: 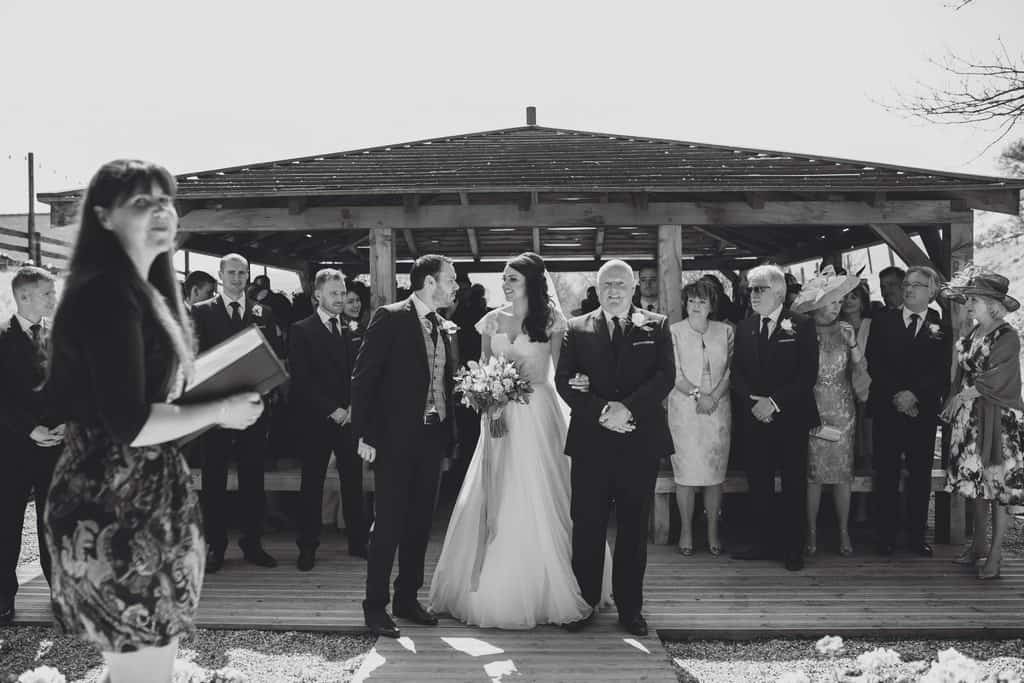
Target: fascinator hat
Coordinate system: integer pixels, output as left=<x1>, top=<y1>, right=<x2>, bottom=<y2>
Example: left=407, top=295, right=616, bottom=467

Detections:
left=790, top=266, right=862, bottom=314
left=943, top=265, right=1020, bottom=312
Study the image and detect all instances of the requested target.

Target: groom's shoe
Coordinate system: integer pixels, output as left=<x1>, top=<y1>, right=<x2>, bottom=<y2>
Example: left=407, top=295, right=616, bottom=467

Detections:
left=618, top=612, right=648, bottom=637
left=563, top=608, right=594, bottom=633
left=364, top=609, right=400, bottom=639
left=393, top=600, right=438, bottom=626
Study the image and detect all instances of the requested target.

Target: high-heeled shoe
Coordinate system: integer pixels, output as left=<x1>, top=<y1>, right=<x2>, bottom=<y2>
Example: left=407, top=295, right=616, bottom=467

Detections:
left=838, top=531, right=854, bottom=557
left=953, top=544, right=988, bottom=566
left=803, top=542, right=817, bottom=557
left=708, top=542, right=722, bottom=557
left=677, top=545, right=694, bottom=557
left=977, top=558, right=1002, bottom=580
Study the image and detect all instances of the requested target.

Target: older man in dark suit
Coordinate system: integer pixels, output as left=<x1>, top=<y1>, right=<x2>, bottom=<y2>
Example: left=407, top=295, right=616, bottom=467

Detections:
left=192, top=253, right=284, bottom=572
left=866, top=265, right=951, bottom=556
left=731, top=264, right=819, bottom=571
left=0, top=267, right=64, bottom=624
left=290, top=268, right=367, bottom=570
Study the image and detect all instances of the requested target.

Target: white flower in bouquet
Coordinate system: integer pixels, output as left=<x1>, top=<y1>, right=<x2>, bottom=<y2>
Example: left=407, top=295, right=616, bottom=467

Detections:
left=856, top=647, right=902, bottom=672
left=16, top=666, right=66, bottom=683
left=454, top=355, right=533, bottom=438
left=815, top=635, right=845, bottom=656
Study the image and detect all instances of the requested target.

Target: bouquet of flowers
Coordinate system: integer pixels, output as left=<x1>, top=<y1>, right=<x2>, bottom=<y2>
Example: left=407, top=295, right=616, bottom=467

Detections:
left=454, top=355, right=533, bottom=438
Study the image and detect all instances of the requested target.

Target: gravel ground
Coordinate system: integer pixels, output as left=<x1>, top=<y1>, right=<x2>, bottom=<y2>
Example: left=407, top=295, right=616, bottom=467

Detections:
left=665, top=638, right=1024, bottom=682
left=0, top=627, right=375, bottom=682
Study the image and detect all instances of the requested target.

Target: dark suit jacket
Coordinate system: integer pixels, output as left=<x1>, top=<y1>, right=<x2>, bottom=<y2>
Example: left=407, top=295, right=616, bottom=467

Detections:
left=555, top=307, right=675, bottom=459
left=288, top=313, right=351, bottom=427
left=350, top=297, right=455, bottom=459
left=866, top=307, right=951, bottom=418
left=191, top=294, right=284, bottom=357
left=731, top=309, right=820, bottom=430
left=0, top=316, right=59, bottom=446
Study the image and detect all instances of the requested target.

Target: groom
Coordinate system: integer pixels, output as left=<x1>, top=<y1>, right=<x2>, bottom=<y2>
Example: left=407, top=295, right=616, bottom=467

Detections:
left=351, top=254, right=458, bottom=639
left=555, top=259, right=674, bottom=636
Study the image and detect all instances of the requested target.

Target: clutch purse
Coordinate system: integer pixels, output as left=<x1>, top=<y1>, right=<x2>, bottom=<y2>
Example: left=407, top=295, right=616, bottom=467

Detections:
left=810, top=425, right=842, bottom=442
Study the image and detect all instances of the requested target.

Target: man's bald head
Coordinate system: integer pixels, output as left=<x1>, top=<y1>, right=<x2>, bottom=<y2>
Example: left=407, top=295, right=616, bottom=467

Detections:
left=219, top=253, right=250, bottom=299
left=597, top=260, right=635, bottom=317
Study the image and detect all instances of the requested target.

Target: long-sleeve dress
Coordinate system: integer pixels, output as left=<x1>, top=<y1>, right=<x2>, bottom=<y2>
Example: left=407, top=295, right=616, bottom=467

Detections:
left=946, top=323, right=1024, bottom=505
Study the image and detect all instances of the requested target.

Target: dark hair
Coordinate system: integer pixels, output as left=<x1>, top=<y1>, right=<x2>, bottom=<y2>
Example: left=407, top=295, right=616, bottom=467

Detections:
left=11, top=265, right=55, bottom=293
left=879, top=266, right=906, bottom=281
left=252, top=274, right=271, bottom=289
left=682, top=279, right=718, bottom=316
left=507, top=252, right=554, bottom=343
left=409, top=254, right=453, bottom=291
left=52, top=159, right=193, bottom=378
left=183, top=270, right=216, bottom=298
left=844, top=282, right=871, bottom=318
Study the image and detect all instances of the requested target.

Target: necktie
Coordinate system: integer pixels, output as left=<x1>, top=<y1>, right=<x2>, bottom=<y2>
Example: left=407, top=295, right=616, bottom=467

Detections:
left=426, top=312, right=439, bottom=346
left=328, top=317, right=340, bottom=337
left=907, top=313, right=920, bottom=340
left=611, top=316, right=623, bottom=354
left=758, top=317, right=771, bottom=356
left=29, top=323, right=41, bottom=347
left=229, top=301, right=242, bottom=329
left=29, top=323, right=46, bottom=381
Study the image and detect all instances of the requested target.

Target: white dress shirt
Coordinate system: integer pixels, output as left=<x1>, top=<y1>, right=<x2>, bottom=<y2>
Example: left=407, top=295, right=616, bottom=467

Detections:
left=222, top=292, right=246, bottom=318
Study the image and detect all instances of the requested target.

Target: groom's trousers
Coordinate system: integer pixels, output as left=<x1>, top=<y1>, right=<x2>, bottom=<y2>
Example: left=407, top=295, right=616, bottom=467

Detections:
left=364, top=421, right=446, bottom=611
left=570, top=442, right=660, bottom=617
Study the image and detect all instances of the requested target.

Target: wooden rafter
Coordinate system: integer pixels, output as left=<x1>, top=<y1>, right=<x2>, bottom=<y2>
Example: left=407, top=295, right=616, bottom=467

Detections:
left=744, top=192, right=766, bottom=209
left=867, top=223, right=938, bottom=271
left=949, top=190, right=1019, bottom=215
left=532, top=227, right=541, bottom=254
left=594, top=227, right=606, bottom=259
left=288, top=198, right=308, bottom=215
left=466, top=228, right=479, bottom=260
left=402, top=229, right=418, bottom=257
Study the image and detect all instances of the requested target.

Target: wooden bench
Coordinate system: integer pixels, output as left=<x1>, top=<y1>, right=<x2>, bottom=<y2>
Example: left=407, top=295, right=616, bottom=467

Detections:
left=650, top=467, right=950, bottom=544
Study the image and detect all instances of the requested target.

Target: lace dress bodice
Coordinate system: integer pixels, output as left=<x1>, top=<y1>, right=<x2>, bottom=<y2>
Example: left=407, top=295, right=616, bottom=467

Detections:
left=476, top=306, right=567, bottom=386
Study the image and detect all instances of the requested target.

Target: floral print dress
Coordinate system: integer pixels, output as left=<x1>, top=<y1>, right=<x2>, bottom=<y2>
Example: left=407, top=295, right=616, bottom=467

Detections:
left=946, top=324, right=1024, bottom=505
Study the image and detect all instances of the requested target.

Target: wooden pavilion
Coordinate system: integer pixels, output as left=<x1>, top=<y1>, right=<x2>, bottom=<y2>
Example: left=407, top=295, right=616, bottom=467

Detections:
left=38, top=108, right=1024, bottom=542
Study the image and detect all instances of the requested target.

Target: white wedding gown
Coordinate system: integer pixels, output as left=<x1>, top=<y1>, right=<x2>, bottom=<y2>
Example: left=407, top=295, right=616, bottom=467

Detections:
left=428, top=309, right=612, bottom=629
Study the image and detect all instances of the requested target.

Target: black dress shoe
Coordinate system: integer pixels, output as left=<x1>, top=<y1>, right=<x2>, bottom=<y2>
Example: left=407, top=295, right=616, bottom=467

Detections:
left=0, top=596, right=14, bottom=625
left=206, top=548, right=225, bottom=574
left=365, top=610, right=400, bottom=638
left=393, top=600, right=438, bottom=626
left=241, top=544, right=278, bottom=568
left=563, top=608, right=594, bottom=633
left=910, top=542, right=934, bottom=557
left=297, top=548, right=315, bottom=572
left=618, top=612, right=648, bottom=637
left=877, top=542, right=895, bottom=557
left=784, top=554, right=805, bottom=571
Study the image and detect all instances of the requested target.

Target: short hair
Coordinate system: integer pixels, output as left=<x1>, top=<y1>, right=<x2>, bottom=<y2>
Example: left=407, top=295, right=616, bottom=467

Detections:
left=879, top=266, right=906, bottom=282
left=313, top=268, right=346, bottom=291
left=252, top=274, right=271, bottom=289
left=981, top=297, right=1009, bottom=321
left=682, top=279, right=718, bottom=312
left=638, top=263, right=658, bottom=275
left=905, top=265, right=942, bottom=299
left=409, top=254, right=453, bottom=291
left=747, top=264, right=787, bottom=295
left=219, top=253, right=249, bottom=271
left=597, top=259, right=635, bottom=284
left=11, top=266, right=55, bottom=294
left=183, top=270, right=216, bottom=296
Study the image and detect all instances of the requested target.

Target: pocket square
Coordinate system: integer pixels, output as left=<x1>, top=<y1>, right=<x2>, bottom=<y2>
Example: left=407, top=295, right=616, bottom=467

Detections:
left=632, top=340, right=655, bottom=346
left=777, top=338, right=796, bottom=343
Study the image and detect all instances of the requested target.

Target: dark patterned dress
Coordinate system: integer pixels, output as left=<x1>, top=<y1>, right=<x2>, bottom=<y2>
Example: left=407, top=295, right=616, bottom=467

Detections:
left=946, top=323, right=1024, bottom=505
left=44, top=272, right=204, bottom=652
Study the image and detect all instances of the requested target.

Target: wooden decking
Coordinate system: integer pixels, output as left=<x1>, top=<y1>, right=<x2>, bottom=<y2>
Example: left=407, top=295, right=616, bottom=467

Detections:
left=13, top=524, right=1024, bottom=681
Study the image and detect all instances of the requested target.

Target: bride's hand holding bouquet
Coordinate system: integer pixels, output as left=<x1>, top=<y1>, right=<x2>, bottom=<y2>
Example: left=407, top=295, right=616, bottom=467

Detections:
left=454, top=355, right=533, bottom=438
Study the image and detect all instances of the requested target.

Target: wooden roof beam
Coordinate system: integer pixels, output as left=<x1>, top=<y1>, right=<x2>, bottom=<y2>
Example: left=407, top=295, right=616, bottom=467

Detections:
left=866, top=192, right=886, bottom=208
left=687, top=225, right=737, bottom=253
left=458, top=191, right=470, bottom=206
left=917, top=225, right=950, bottom=279
left=867, top=223, right=939, bottom=272
left=744, top=193, right=766, bottom=210
left=631, top=192, right=648, bottom=210
left=402, top=229, right=418, bottom=257
left=594, top=227, right=606, bottom=259
left=466, top=228, right=479, bottom=260
left=404, top=194, right=420, bottom=213
left=288, top=198, right=308, bottom=215
left=949, top=190, right=1019, bottom=215
left=532, top=227, right=541, bottom=254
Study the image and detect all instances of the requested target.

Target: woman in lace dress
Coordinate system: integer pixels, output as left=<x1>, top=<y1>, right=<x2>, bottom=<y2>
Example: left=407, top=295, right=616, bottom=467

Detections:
left=45, top=160, right=263, bottom=682
left=666, top=279, right=733, bottom=556
left=791, top=268, right=868, bottom=557
left=429, top=252, right=610, bottom=628
left=943, top=270, right=1024, bottom=580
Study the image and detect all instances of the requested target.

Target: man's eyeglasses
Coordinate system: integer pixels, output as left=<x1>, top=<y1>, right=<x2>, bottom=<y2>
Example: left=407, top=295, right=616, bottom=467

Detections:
left=902, top=282, right=930, bottom=290
left=749, top=286, right=772, bottom=295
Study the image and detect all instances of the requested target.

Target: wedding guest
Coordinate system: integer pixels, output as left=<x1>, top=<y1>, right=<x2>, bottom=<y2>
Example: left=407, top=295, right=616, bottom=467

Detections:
left=250, top=274, right=293, bottom=341
left=0, top=267, right=63, bottom=625
left=192, top=253, right=284, bottom=572
left=577, top=286, right=600, bottom=315
left=183, top=270, right=216, bottom=309
left=841, top=282, right=875, bottom=524
left=871, top=266, right=905, bottom=316
left=636, top=264, right=660, bottom=313
left=291, top=269, right=368, bottom=570
left=731, top=264, right=819, bottom=571
left=784, top=273, right=802, bottom=311
left=791, top=268, right=869, bottom=557
left=866, top=265, right=950, bottom=556
left=667, top=280, right=733, bottom=556
left=943, top=270, right=1024, bottom=580
left=43, top=160, right=262, bottom=682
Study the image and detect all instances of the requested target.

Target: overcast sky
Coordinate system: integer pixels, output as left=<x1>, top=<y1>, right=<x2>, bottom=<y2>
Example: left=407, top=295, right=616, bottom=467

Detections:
left=1, top=0, right=1021, bottom=214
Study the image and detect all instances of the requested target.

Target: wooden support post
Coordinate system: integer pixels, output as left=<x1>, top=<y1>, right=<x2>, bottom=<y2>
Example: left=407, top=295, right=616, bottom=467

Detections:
left=935, top=212, right=973, bottom=545
left=402, top=229, right=418, bottom=257
left=594, top=227, right=606, bottom=259
left=658, top=225, right=683, bottom=323
left=369, top=227, right=395, bottom=310
left=466, top=228, right=479, bottom=260
left=532, top=228, right=541, bottom=254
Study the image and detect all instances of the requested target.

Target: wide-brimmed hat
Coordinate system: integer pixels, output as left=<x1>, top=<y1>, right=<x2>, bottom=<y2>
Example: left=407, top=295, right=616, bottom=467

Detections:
left=952, top=271, right=1020, bottom=312
left=791, top=266, right=862, bottom=314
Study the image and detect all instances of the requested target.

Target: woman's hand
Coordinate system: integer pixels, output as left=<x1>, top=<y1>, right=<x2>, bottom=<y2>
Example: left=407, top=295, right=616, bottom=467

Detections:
left=217, top=392, right=264, bottom=430
left=838, top=321, right=857, bottom=349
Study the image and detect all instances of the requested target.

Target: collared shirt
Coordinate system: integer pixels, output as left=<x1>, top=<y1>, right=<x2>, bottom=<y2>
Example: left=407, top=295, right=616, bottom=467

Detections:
left=901, top=306, right=927, bottom=336
left=759, top=305, right=784, bottom=337
left=15, top=313, right=41, bottom=341
left=601, top=308, right=630, bottom=340
left=640, top=297, right=659, bottom=313
left=222, top=292, right=246, bottom=318
left=316, top=307, right=341, bottom=334
left=411, top=292, right=433, bottom=321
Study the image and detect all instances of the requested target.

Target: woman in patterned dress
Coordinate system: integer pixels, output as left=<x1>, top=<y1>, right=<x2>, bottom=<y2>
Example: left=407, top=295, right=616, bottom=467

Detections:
left=942, top=270, right=1024, bottom=580
left=791, top=268, right=869, bottom=557
left=45, top=160, right=264, bottom=682
left=666, top=279, right=733, bottom=556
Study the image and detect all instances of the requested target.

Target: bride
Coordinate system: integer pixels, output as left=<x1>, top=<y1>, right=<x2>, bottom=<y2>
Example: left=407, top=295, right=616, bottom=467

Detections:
left=429, top=252, right=611, bottom=629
